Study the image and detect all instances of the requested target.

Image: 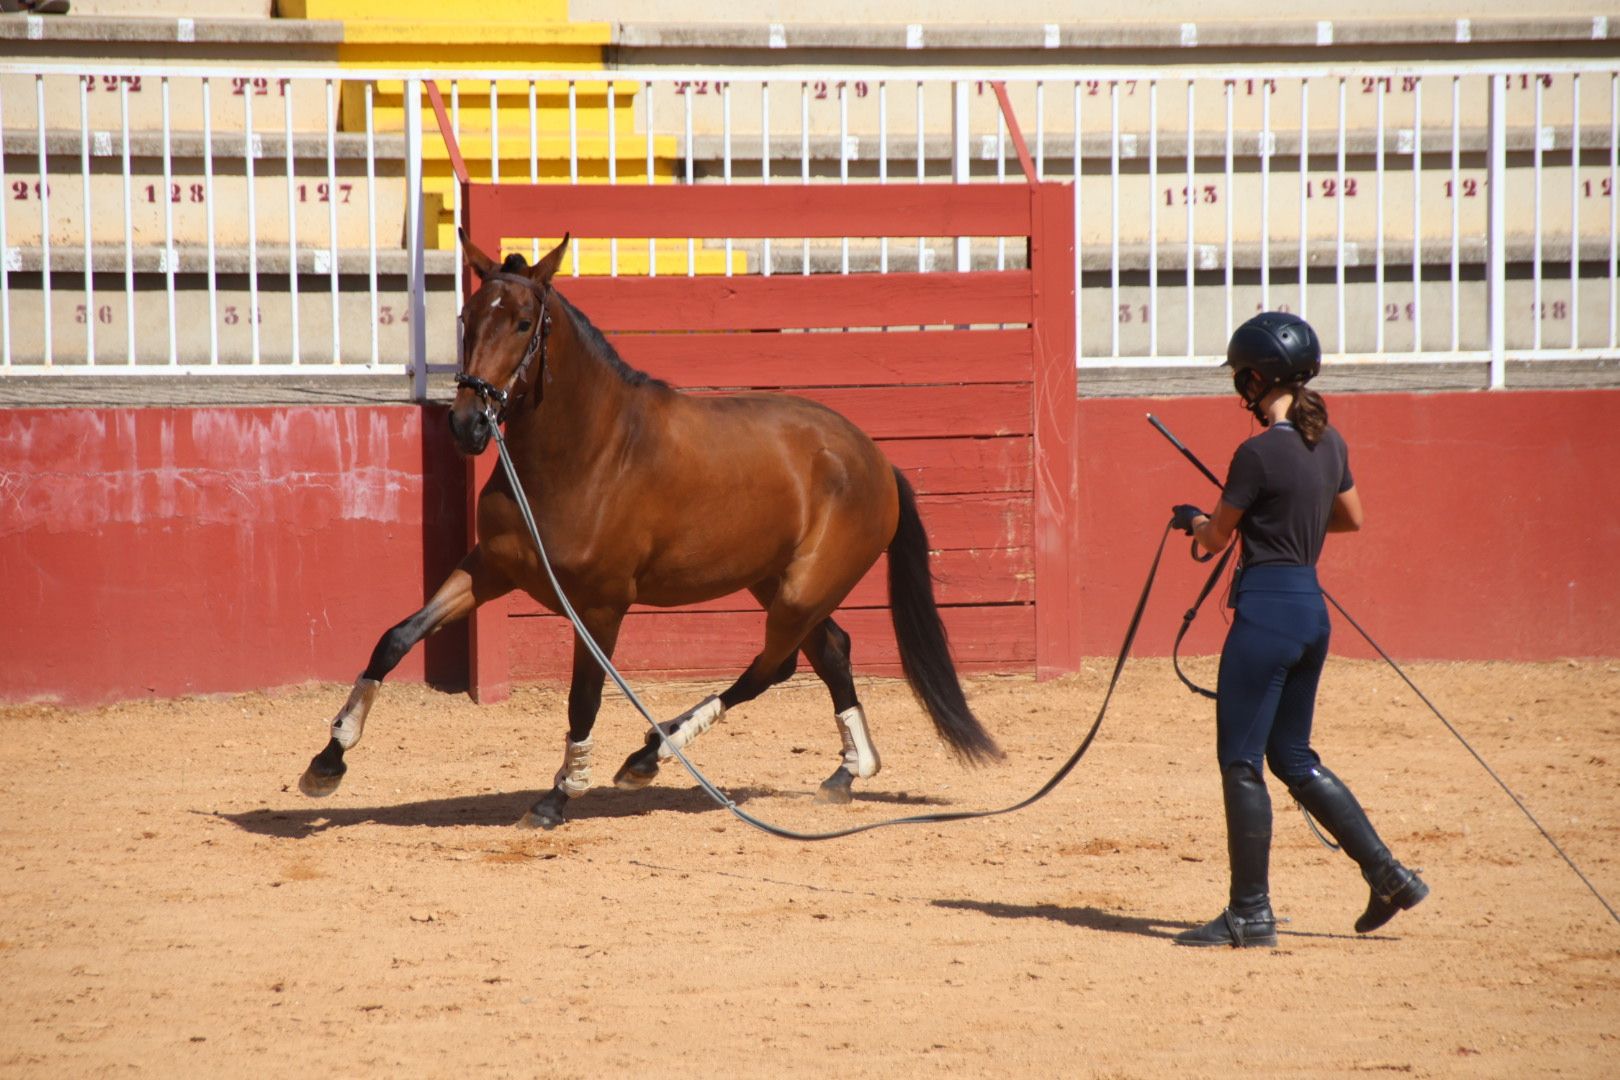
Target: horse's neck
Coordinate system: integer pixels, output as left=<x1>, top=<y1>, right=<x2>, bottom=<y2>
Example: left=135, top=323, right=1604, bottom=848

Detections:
left=508, top=308, right=641, bottom=469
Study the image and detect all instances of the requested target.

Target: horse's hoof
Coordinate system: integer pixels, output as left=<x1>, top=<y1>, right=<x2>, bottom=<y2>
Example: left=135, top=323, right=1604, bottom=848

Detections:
left=517, top=791, right=568, bottom=830
left=516, top=808, right=565, bottom=830
left=815, top=767, right=855, bottom=805
left=298, top=765, right=344, bottom=798
left=614, top=752, right=659, bottom=791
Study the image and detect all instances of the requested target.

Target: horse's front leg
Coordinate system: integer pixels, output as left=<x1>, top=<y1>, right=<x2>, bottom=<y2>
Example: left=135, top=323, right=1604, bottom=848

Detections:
left=519, top=607, right=624, bottom=829
left=298, top=551, right=510, bottom=797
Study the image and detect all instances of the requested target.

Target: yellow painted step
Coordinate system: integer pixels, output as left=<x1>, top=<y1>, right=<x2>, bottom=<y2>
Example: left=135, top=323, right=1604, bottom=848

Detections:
left=476, top=236, right=747, bottom=277
left=418, top=134, right=680, bottom=166
left=345, top=88, right=640, bottom=137
left=280, top=0, right=571, bottom=21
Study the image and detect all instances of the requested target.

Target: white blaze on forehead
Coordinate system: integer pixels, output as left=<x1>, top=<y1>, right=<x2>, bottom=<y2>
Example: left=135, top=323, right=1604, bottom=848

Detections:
left=490, top=296, right=502, bottom=309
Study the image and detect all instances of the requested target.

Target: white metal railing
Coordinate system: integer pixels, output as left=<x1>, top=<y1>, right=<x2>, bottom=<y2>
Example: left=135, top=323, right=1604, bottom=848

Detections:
left=1, top=59, right=1617, bottom=391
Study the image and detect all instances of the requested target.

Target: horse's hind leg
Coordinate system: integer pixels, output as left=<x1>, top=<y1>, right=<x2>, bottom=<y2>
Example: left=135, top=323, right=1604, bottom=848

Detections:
left=799, top=617, right=880, bottom=804
left=298, top=550, right=511, bottom=797
left=612, top=581, right=804, bottom=791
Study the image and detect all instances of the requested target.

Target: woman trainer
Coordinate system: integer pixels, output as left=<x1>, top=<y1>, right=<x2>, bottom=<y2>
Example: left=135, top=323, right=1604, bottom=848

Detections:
left=1170, top=311, right=1429, bottom=948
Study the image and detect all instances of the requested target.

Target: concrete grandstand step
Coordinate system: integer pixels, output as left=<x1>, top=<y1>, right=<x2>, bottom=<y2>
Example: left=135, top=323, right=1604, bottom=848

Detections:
left=5, top=131, right=407, bottom=249
left=1, top=270, right=457, bottom=367
left=2, top=266, right=1599, bottom=368
left=279, top=0, right=568, bottom=19
left=2, top=71, right=347, bottom=137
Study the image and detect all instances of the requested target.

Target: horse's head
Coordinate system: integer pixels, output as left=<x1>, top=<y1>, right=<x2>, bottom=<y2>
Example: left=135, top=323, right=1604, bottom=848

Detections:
left=448, top=230, right=569, bottom=455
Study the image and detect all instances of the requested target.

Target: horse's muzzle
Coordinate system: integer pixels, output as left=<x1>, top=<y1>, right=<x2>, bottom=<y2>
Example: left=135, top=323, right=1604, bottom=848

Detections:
left=448, top=404, right=493, bottom=456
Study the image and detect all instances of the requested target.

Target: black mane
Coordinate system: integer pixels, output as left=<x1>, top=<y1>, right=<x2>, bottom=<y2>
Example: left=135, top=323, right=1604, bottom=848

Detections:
left=500, top=252, right=666, bottom=391
left=553, top=289, right=667, bottom=391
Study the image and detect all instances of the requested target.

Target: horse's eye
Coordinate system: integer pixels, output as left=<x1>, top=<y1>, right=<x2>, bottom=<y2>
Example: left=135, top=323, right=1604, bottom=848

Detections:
left=516, top=320, right=532, bottom=333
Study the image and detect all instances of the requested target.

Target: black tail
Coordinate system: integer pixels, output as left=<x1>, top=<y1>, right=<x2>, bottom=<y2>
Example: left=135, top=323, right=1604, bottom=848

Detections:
left=886, top=468, right=1001, bottom=764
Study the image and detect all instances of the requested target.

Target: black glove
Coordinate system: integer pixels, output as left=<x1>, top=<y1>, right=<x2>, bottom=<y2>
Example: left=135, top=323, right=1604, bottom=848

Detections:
left=1170, top=504, right=1206, bottom=535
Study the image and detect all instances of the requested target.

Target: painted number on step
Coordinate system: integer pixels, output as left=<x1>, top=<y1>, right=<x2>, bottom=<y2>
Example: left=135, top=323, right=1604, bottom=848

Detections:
left=145, top=183, right=206, bottom=204
left=297, top=183, right=353, bottom=205
left=80, top=75, right=143, bottom=93
left=672, top=81, right=731, bottom=96
left=231, top=77, right=290, bottom=97
left=10, top=181, right=50, bottom=200
left=1305, top=178, right=1360, bottom=197
left=222, top=306, right=262, bottom=326
left=376, top=305, right=410, bottom=326
left=75, top=304, right=113, bottom=325
left=1163, top=185, right=1219, bottom=206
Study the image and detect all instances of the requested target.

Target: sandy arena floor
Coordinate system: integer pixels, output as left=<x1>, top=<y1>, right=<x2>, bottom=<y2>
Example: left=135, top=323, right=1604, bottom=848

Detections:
left=2, top=657, right=1617, bottom=1078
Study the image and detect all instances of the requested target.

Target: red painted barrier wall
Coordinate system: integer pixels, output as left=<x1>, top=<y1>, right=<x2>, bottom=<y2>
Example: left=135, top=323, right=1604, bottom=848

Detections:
left=0, top=406, right=468, bottom=705
left=1076, top=388, right=1620, bottom=661
left=1, top=389, right=1614, bottom=706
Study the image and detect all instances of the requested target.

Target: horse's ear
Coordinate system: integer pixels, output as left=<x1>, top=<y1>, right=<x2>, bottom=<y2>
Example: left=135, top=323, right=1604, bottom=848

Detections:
left=532, top=233, right=571, bottom=286
left=459, top=227, right=498, bottom=280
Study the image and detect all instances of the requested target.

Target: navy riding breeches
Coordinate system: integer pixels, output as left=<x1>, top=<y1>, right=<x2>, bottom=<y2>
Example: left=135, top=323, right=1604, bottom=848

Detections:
left=1215, top=564, right=1330, bottom=785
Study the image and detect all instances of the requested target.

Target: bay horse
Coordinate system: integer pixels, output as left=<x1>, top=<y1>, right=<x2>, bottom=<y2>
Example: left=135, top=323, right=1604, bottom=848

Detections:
left=298, top=233, right=1000, bottom=828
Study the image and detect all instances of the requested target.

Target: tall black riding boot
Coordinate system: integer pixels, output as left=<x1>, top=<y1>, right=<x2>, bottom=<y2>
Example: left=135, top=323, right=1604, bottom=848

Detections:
left=1175, top=764, right=1278, bottom=948
left=1289, top=765, right=1429, bottom=933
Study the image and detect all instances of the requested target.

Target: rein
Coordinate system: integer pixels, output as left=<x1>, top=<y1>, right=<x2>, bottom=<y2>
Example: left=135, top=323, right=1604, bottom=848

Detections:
left=486, top=421, right=1177, bottom=842
left=456, top=272, right=553, bottom=418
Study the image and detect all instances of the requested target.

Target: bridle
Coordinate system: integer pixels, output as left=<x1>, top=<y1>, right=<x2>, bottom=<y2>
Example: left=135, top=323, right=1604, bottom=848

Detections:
left=455, top=271, right=554, bottom=422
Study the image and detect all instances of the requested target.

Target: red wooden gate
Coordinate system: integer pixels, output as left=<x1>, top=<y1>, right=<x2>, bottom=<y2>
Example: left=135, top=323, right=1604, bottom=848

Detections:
left=431, top=87, right=1078, bottom=701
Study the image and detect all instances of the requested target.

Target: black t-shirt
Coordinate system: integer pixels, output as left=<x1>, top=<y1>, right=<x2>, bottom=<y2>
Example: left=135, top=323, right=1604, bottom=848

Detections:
left=1220, top=422, right=1354, bottom=567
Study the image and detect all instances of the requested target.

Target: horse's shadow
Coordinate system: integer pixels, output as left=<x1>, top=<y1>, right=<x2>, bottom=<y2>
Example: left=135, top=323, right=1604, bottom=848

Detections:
left=932, top=898, right=1381, bottom=943
left=220, top=783, right=949, bottom=839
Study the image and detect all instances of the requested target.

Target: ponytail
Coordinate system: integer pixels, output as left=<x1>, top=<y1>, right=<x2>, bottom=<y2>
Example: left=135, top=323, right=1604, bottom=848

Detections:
left=1287, top=385, right=1328, bottom=447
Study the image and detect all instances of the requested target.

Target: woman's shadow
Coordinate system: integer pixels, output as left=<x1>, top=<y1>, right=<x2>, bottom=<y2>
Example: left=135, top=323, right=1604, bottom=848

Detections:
left=932, top=898, right=1198, bottom=941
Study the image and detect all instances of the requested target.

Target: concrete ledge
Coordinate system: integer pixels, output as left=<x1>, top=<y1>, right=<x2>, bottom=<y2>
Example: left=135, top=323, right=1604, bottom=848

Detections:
left=3, top=130, right=407, bottom=161
left=0, top=14, right=342, bottom=44
left=611, top=16, right=1620, bottom=51
left=1076, top=358, right=1620, bottom=396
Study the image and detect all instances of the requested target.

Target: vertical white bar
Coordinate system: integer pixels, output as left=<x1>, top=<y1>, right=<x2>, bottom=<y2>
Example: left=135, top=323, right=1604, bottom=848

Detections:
left=917, top=81, right=925, bottom=272
left=1412, top=79, right=1422, bottom=354
left=204, top=77, right=219, bottom=364
left=1035, top=80, right=1046, bottom=180
left=326, top=78, right=341, bottom=363
left=119, top=80, right=136, bottom=365
left=79, top=73, right=95, bottom=364
left=724, top=82, right=733, bottom=277
left=879, top=80, right=888, bottom=273
left=1224, top=79, right=1234, bottom=343
left=1186, top=80, right=1195, bottom=358
left=490, top=82, right=500, bottom=184
left=0, top=80, right=10, bottom=366
left=1260, top=83, right=1270, bottom=312
left=1571, top=74, right=1581, bottom=350
left=366, top=82, right=379, bottom=368
left=452, top=83, right=463, bottom=313
left=646, top=82, right=656, bottom=278
left=1298, top=80, right=1309, bottom=322
left=801, top=81, right=810, bottom=275
left=607, top=80, right=617, bottom=277
left=1336, top=78, right=1346, bottom=355
left=1147, top=79, right=1157, bottom=355
left=1487, top=73, right=1507, bottom=387
left=283, top=78, right=300, bottom=364
left=1075, top=79, right=1083, bottom=365
left=35, top=75, right=52, bottom=365
left=570, top=80, right=581, bottom=277
left=530, top=80, right=539, bottom=263
left=684, top=82, right=694, bottom=276
left=406, top=77, right=427, bottom=398
left=163, top=76, right=178, bottom=366
left=1111, top=80, right=1121, bottom=359
left=1452, top=76, right=1461, bottom=352
left=761, top=81, right=771, bottom=277
left=1611, top=74, right=1618, bottom=349
left=953, top=79, right=970, bottom=271
left=1374, top=84, right=1384, bottom=354
left=996, top=103, right=1006, bottom=271
left=244, top=80, right=261, bottom=365
left=1532, top=77, right=1544, bottom=351
left=841, top=82, right=850, bottom=274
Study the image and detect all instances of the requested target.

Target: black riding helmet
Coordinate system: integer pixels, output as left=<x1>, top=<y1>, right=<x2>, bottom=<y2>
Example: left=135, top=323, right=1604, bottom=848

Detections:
left=1224, top=312, right=1321, bottom=419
